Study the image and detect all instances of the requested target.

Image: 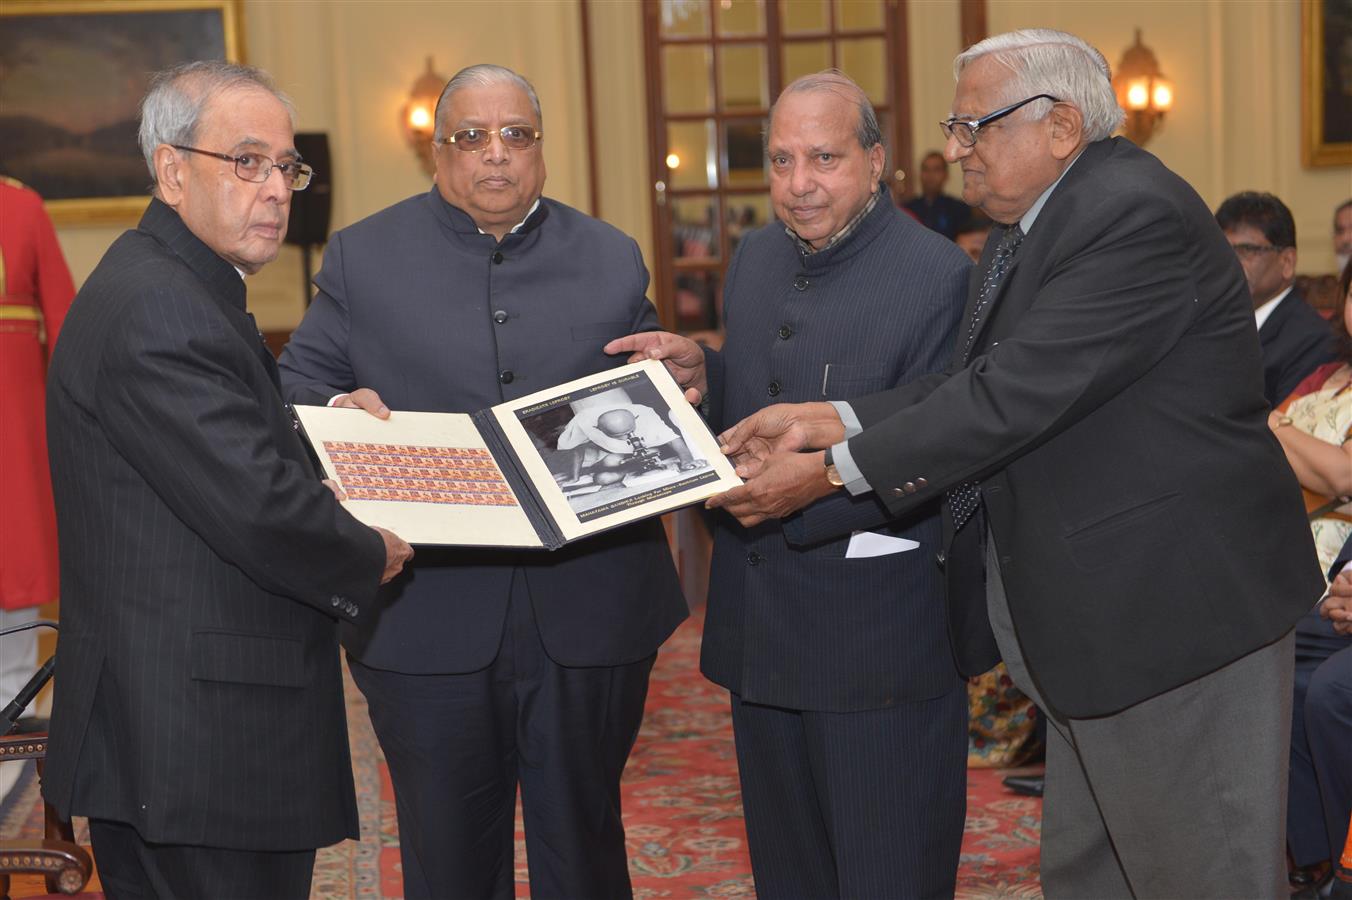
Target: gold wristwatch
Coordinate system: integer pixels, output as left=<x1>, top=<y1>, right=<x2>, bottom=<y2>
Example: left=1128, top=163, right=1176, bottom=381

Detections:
left=824, top=447, right=845, bottom=488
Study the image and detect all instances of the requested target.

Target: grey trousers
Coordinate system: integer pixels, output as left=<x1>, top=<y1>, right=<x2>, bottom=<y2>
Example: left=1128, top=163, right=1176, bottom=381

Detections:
left=986, top=537, right=1292, bottom=899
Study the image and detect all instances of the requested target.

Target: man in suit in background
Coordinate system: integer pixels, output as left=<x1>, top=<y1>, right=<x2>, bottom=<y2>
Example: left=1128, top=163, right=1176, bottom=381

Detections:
left=609, top=72, right=974, bottom=897
left=1216, top=191, right=1337, bottom=407
left=903, top=150, right=972, bottom=240
left=706, top=29, right=1323, bottom=897
left=44, top=61, right=412, bottom=898
left=279, top=64, right=686, bottom=899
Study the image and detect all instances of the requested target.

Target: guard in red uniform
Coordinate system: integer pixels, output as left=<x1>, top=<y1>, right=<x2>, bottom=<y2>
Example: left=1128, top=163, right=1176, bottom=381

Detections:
left=0, top=177, right=75, bottom=718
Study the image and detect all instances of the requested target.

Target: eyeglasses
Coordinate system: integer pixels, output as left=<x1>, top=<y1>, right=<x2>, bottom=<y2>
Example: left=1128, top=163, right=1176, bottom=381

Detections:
left=436, top=126, right=543, bottom=152
left=1230, top=243, right=1289, bottom=259
left=172, top=145, right=314, bottom=191
left=940, top=94, right=1060, bottom=148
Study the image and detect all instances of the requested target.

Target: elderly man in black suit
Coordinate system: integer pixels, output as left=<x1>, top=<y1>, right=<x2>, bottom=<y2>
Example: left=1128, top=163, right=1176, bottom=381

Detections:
left=698, top=29, right=1324, bottom=898
left=278, top=64, right=686, bottom=899
left=1216, top=191, right=1337, bottom=407
left=44, top=61, right=413, bottom=898
left=610, top=71, right=972, bottom=897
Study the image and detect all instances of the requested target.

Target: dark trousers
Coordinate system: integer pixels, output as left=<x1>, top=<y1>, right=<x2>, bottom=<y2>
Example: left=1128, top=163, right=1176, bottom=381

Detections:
left=88, top=818, right=315, bottom=900
left=729, top=684, right=967, bottom=900
left=348, top=569, right=655, bottom=900
left=1290, top=609, right=1352, bottom=865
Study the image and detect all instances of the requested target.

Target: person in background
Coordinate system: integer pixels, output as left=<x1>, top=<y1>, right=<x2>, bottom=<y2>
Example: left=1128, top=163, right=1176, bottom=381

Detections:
left=1271, top=260, right=1352, bottom=895
left=1335, top=199, right=1351, bottom=275
left=1217, top=191, right=1337, bottom=408
left=953, top=210, right=993, bottom=263
left=44, top=61, right=411, bottom=898
left=0, top=177, right=74, bottom=753
left=903, top=150, right=971, bottom=239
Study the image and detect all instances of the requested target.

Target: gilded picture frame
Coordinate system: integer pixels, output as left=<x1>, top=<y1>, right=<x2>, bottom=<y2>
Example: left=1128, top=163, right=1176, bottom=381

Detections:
left=1302, top=0, right=1352, bottom=167
left=0, top=0, right=245, bottom=225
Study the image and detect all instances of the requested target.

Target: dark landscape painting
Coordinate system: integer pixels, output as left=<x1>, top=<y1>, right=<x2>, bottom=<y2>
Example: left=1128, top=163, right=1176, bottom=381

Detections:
left=0, top=4, right=234, bottom=208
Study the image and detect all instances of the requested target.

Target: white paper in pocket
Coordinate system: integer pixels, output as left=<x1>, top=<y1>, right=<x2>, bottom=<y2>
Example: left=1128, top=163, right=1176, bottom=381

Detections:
left=845, top=531, right=920, bottom=559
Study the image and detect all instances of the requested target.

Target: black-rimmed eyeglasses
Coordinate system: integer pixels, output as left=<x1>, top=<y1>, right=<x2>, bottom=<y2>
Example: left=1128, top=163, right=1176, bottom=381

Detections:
left=172, top=145, right=314, bottom=191
left=940, top=94, right=1060, bottom=147
left=435, top=126, right=543, bottom=153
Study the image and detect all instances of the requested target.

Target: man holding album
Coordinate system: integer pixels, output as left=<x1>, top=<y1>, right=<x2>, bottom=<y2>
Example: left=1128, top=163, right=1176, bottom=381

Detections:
left=279, top=63, right=685, bottom=899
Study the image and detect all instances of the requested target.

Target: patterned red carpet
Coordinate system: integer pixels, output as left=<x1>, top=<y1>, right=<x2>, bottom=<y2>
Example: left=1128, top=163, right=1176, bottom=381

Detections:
left=1, top=605, right=1042, bottom=898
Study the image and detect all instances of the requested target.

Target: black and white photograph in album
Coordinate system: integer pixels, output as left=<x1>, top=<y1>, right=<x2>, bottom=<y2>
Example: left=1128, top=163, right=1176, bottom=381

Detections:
left=516, top=368, right=718, bottom=519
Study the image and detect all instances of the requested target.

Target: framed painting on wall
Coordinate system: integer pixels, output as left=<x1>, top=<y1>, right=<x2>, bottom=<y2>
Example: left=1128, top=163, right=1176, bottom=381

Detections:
left=1302, top=0, right=1352, bottom=167
left=0, top=0, right=245, bottom=224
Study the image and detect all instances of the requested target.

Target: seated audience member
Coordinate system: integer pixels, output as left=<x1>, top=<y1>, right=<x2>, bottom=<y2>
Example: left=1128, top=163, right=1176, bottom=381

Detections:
left=1271, top=260, right=1352, bottom=893
left=954, top=212, right=993, bottom=263
left=903, top=150, right=971, bottom=239
left=1218, top=191, right=1338, bottom=407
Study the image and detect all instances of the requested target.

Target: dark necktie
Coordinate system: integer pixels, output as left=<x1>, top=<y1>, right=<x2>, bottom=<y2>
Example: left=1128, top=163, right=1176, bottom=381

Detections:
left=949, top=223, right=1025, bottom=531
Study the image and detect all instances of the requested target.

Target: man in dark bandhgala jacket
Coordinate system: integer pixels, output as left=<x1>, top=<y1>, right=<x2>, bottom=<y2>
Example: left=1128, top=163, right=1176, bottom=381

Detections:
left=44, top=61, right=411, bottom=898
left=279, top=64, right=686, bottom=900
left=610, top=72, right=973, bottom=898
left=702, top=30, right=1324, bottom=898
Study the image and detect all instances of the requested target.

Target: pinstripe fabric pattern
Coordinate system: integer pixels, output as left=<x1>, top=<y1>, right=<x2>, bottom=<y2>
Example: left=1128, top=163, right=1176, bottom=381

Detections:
left=43, top=199, right=386, bottom=852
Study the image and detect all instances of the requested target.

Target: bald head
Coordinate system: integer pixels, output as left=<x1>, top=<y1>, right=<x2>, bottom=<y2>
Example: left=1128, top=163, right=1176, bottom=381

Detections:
left=768, top=70, right=883, bottom=155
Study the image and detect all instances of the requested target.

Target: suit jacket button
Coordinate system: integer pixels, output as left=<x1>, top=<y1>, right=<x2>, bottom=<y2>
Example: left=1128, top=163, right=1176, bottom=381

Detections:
left=903, top=481, right=917, bottom=494
left=793, top=275, right=809, bottom=291
left=493, top=310, right=508, bottom=324
left=747, top=551, right=763, bottom=566
left=492, top=251, right=504, bottom=264
left=891, top=486, right=905, bottom=497
left=915, top=477, right=928, bottom=488
left=330, top=595, right=341, bottom=607
left=767, top=381, right=781, bottom=397
left=778, top=324, right=793, bottom=340
left=499, top=370, right=514, bottom=384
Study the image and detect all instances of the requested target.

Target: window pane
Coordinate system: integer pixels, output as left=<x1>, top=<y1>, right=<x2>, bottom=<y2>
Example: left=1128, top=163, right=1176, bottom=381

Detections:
left=664, top=45, right=713, bottom=114
left=660, top=0, right=710, bottom=38
left=780, top=0, right=827, bottom=33
left=673, top=269, right=722, bottom=333
left=723, top=118, right=768, bottom=187
left=782, top=40, right=831, bottom=83
left=666, top=120, right=718, bottom=190
left=717, top=0, right=765, bottom=36
left=834, top=0, right=883, bottom=31
left=719, top=45, right=768, bottom=112
left=837, top=37, right=887, bottom=105
left=672, top=196, right=721, bottom=262
left=727, top=193, right=772, bottom=258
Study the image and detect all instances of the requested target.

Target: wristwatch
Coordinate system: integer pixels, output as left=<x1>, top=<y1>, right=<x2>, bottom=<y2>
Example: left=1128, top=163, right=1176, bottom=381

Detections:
left=824, top=447, right=845, bottom=488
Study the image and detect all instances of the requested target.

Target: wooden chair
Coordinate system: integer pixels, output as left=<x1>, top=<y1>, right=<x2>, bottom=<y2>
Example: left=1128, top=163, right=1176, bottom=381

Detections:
left=0, top=729, right=93, bottom=899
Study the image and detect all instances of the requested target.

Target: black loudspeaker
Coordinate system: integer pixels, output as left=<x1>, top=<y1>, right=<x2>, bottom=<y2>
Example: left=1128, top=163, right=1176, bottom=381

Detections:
left=286, top=132, right=332, bottom=247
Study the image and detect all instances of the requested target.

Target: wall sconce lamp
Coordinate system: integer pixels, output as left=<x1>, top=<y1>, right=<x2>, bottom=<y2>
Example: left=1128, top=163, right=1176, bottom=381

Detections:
left=401, top=56, right=446, bottom=176
left=1112, top=29, right=1174, bottom=147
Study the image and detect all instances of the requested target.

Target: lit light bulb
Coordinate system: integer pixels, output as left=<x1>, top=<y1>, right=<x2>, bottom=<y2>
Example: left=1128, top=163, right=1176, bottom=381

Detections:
left=1152, top=83, right=1173, bottom=110
left=409, top=106, right=432, bottom=130
left=666, top=153, right=681, bottom=169
left=1126, top=81, right=1149, bottom=110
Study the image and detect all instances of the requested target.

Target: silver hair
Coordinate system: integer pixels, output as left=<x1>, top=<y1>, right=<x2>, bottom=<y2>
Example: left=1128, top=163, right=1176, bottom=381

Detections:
left=767, top=69, right=885, bottom=154
left=139, top=60, right=295, bottom=189
left=954, top=29, right=1125, bottom=142
left=433, top=64, right=543, bottom=141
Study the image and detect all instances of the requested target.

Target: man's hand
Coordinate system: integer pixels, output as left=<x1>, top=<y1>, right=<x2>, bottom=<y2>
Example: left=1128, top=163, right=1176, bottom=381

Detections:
left=374, top=526, right=414, bottom=584
left=1322, top=567, right=1352, bottom=636
left=334, top=388, right=390, bottom=419
left=718, top=402, right=845, bottom=475
left=706, top=450, right=837, bottom=527
left=322, top=478, right=348, bottom=501
left=605, top=332, right=706, bottom=405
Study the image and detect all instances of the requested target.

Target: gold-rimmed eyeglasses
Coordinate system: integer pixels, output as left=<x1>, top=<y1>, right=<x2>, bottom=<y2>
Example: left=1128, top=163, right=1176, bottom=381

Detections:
left=940, top=94, right=1060, bottom=148
left=172, top=145, right=314, bottom=191
left=435, top=126, right=543, bottom=153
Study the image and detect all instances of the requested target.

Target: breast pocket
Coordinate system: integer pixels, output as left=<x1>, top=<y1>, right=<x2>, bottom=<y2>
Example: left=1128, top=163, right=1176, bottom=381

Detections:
left=821, top=362, right=892, bottom=400
left=570, top=320, right=631, bottom=343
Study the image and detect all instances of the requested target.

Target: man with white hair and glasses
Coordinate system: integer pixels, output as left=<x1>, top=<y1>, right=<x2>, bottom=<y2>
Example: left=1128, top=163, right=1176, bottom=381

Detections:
left=701, top=29, right=1322, bottom=896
